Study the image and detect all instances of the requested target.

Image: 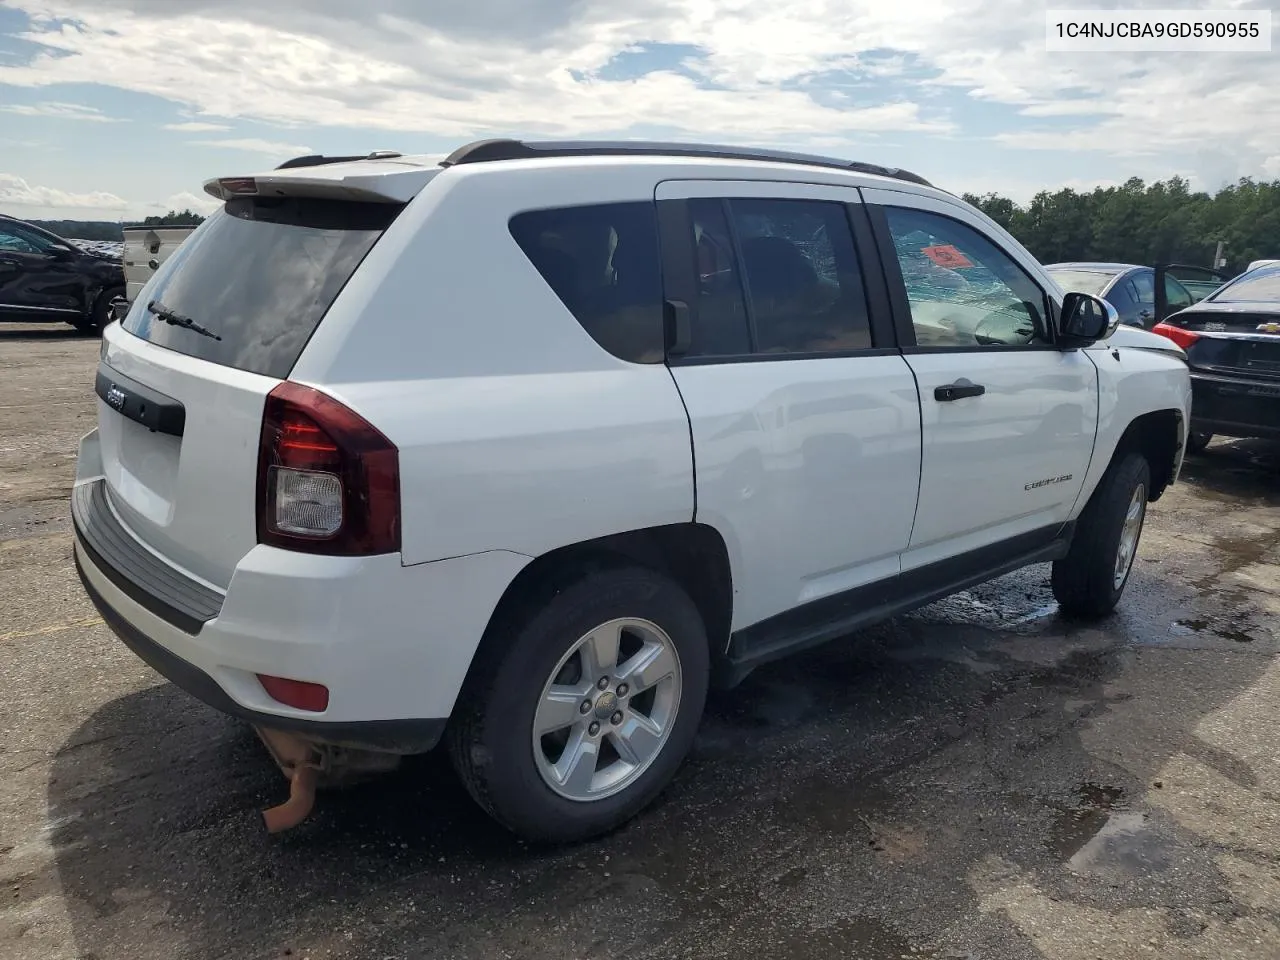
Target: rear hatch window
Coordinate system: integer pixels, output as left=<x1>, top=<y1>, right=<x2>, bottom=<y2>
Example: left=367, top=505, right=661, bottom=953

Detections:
left=122, top=195, right=403, bottom=379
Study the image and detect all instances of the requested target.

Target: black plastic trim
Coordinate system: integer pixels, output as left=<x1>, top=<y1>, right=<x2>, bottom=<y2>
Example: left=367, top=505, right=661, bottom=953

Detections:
left=902, top=344, right=1063, bottom=355
left=669, top=347, right=902, bottom=367
left=441, top=138, right=934, bottom=188
left=846, top=201, right=899, bottom=349
left=721, top=522, right=1075, bottom=684
left=75, top=554, right=446, bottom=754
left=72, top=479, right=221, bottom=633
left=95, top=361, right=186, bottom=437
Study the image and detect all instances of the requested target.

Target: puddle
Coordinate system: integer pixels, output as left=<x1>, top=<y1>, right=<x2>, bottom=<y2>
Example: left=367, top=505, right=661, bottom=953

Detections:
left=1050, top=782, right=1126, bottom=859
left=1066, top=811, right=1171, bottom=879
left=1171, top=618, right=1256, bottom=644
left=1051, top=783, right=1172, bottom=879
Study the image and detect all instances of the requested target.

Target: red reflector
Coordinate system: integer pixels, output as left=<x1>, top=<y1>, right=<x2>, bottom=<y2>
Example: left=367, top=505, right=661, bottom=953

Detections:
left=1152, top=322, right=1200, bottom=350
left=218, top=177, right=258, bottom=195
left=257, top=674, right=330, bottom=712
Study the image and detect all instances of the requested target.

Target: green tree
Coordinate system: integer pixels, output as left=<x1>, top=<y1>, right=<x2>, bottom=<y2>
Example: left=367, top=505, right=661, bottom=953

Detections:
left=142, top=209, right=205, bottom=226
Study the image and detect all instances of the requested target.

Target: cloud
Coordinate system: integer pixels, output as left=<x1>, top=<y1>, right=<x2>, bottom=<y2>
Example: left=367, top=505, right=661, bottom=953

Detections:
left=147, top=190, right=221, bottom=215
left=162, top=121, right=232, bottom=132
left=0, top=172, right=128, bottom=210
left=0, top=100, right=122, bottom=122
left=189, top=137, right=312, bottom=156
left=0, top=0, right=953, bottom=141
left=0, top=0, right=1277, bottom=193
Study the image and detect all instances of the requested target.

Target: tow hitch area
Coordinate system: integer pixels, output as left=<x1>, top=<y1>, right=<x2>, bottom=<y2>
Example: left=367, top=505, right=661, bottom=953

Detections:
left=254, top=726, right=404, bottom=834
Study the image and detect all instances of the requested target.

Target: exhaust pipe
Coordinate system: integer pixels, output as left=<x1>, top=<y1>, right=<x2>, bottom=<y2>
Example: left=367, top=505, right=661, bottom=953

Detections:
left=255, top=726, right=322, bottom=833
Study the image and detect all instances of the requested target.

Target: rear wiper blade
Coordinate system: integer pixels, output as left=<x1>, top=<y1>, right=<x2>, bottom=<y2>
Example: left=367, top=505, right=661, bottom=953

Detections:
left=147, top=300, right=221, bottom=341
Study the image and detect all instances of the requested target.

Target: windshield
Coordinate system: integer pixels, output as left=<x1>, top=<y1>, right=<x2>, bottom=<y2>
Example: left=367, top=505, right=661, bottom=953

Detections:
left=121, top=195, right=402, bottom=379
left=1046, top=269, right=1116, bottom=297
left=1210, top=267, right=1280, bottom=304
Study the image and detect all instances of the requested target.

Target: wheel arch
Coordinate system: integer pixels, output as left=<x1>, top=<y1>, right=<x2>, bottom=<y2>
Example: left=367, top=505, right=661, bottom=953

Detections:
left=468, top=522, right=734, bottom=684
left=1105, top=408, right=1184, bottom=503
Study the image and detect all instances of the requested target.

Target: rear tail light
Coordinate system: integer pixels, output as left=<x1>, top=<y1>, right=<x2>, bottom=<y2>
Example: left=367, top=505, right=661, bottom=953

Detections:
left=1152, top=322, right=1200, bottom=350
left=257, top=382, right=400, bottom=555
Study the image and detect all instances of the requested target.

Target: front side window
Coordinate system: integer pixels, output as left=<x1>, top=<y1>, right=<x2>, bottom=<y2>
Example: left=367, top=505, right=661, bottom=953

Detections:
left=0, top=227, right=42, bottom=254
left=883, top=207, right=1050, bottom=348
left=509, top=202, right=664, bottom=364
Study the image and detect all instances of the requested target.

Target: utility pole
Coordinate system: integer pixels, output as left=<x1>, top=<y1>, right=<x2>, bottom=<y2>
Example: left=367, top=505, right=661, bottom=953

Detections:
left=1214, top=240, right=1227, bottom=270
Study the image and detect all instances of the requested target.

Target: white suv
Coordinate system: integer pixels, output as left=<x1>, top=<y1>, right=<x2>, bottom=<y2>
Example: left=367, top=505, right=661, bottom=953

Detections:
left=73, top=140, right=1192, bottom=843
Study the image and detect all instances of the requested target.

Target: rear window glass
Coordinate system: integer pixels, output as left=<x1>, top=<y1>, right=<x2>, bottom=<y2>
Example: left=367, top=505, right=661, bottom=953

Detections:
left=1211, top=267, right=1280, bottom=303
left=122, top=196, right=401, bottom=379
left=509, top=202, right=664, bottom=363
left=1046, top=270, right=1116, bottom=297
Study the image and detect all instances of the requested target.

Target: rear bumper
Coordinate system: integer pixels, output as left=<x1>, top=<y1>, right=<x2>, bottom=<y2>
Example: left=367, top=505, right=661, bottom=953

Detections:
left=1190, top=372, right=1280, bottom=441
left=72, top=432, right=531, bottom=753
left=75, top=549, right=446, bottom=754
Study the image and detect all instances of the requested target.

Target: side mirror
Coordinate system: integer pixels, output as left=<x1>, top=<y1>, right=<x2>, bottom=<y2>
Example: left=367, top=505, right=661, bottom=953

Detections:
left=1059, top=291, right=1119, bottom=347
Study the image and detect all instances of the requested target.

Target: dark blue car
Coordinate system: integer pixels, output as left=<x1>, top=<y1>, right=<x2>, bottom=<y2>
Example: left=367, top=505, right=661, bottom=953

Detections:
left=1046, top=262, right=1195, bottom=331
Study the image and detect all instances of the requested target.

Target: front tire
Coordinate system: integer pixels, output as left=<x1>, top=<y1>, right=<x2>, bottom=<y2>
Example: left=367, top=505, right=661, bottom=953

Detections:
left=1052, top=452, right=1151, bottom=619
left=447, top=566, right=710, bottom=844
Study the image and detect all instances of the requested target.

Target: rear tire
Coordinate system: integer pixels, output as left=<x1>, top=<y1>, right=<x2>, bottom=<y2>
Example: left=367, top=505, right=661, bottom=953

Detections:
left=70, top=287, right=124, bottom=335
left=447, top=565, right=710, bottom=844
left=1186, top=430, right=1213, bottom=454
left=1052, top=452, right=1150, bottom=619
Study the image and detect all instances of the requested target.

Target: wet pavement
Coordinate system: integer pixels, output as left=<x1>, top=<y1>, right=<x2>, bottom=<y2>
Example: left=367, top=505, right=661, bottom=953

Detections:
left=1, top=324, right=1279, bottom=960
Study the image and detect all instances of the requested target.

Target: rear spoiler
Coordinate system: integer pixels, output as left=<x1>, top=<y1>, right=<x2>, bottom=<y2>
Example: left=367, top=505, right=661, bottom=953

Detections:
left=202, top=156, right=436, bottom=205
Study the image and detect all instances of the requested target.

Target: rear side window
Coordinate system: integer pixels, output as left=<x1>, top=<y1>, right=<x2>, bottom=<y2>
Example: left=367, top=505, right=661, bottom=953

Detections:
left=121, top=196, right=401, bottom=380
left=681, top=197, right=874, bottom=359
left=509, top=202, right=664, bottom=363
left=730, top=198, right=872, bottom=354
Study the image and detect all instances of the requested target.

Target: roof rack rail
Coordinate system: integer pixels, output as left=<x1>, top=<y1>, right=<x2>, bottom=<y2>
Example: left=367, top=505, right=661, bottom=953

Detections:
left=275, top=150, right=403, bottom=170
left=439, top=138, right=933, bottom=188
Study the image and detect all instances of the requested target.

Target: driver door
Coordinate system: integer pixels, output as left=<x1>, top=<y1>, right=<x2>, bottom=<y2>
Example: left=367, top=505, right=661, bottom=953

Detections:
left=0, top=223, right=81, bottom=316
left=862, top=187, right=1099, bottom=569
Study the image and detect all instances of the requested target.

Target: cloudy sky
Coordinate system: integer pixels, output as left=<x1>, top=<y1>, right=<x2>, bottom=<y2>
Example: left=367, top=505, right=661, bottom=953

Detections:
left=0, top=0, right=1277, bottom=221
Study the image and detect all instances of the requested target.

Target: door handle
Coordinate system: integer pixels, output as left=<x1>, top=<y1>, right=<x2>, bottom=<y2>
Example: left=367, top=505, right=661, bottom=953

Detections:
left=934, top=378, right=985, bottom=402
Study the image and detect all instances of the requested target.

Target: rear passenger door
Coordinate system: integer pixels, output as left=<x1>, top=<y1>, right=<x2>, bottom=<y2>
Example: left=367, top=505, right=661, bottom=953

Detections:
left=654, top=180, right=923, bottom=636
left=863, top=187, right=1098, bottom=571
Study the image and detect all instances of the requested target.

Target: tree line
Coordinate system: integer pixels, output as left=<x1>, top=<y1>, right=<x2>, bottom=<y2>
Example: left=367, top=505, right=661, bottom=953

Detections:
left=962, top=177, right=1280, bottom=275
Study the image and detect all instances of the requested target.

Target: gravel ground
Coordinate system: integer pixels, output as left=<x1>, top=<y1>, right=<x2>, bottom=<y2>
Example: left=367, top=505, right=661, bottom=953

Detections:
left=1, top=321, right=1279, bottom=960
